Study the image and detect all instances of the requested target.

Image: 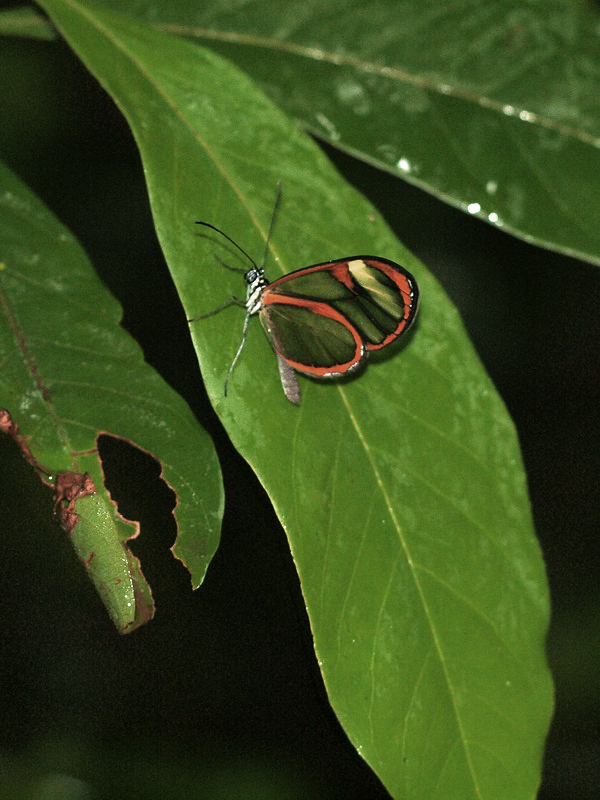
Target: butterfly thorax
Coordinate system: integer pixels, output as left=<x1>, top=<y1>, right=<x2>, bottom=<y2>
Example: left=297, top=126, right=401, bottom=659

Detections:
left=245, top=267, right=269, bottom=315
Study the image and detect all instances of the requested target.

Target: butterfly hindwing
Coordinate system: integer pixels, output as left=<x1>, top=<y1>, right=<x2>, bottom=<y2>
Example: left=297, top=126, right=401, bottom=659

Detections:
left=260, top=299, right=365, bottom=376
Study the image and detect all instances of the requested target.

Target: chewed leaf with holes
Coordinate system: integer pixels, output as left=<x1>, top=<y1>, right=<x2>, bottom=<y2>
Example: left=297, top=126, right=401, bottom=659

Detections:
left=0, top=158, right=223, bottom=633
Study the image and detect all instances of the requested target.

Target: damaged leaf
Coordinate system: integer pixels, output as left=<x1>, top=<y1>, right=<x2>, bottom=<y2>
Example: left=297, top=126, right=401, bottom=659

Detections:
left=0, top=159, right=223, bottom=632
left=54, top=470, right=153, bottom=631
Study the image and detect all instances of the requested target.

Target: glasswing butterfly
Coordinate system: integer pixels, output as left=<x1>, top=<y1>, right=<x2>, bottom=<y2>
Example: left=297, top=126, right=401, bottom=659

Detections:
left=189, top=185, right=419, bottom=405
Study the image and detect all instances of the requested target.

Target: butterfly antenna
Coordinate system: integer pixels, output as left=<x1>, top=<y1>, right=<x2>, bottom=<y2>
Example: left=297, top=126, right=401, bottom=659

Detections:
left=195, top=221, right=257, bottom=268
left=259, top=181, right=282, bottom=269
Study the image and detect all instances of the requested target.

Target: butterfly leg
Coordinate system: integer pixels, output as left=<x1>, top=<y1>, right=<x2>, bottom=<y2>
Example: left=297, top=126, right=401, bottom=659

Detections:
left=224, top=310, right=252, bottom=397
left=187, top=296, right=246, bottom=323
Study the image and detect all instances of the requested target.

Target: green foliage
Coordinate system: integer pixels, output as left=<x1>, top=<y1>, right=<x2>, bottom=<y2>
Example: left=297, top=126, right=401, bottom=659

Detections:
left=0, top=1, right=564, bottom=798
left=0, top=157, right=223, bottom=630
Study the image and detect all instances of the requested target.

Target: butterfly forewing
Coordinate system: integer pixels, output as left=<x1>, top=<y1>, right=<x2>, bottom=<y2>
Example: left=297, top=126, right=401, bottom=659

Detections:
left=344, top=258, right=418, bottom=347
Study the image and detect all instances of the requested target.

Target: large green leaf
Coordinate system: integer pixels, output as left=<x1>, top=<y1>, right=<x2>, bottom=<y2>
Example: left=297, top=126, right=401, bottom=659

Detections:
left=0, top=157, right=223, bottom=631
left=38, top=0, right=600, bottom=269
left=6, top=1, right=600, bottom=263
left=33, top=1, right=553, bottom=797
left=7, top=0, right=600, bottom=264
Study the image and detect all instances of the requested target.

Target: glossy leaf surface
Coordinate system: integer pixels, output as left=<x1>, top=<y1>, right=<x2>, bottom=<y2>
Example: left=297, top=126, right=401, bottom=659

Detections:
left=8, top=1, right=600, bottom=263
left=74, top=0, right=600, bottom=268
left=34, top=2, right=553, bottom=797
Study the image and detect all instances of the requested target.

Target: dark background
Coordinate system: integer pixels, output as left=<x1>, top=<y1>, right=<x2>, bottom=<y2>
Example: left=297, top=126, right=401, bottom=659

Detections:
left=1, top=30, right=599, bottom=800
